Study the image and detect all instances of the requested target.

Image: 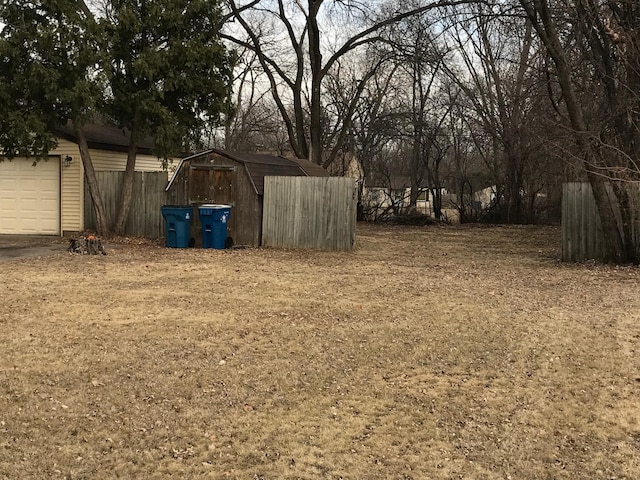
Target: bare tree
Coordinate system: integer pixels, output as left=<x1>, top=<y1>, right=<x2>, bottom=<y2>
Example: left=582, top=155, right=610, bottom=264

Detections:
left=383, top=11, right=447, bottom=216
left=218, top=50, right=292, bottom=154
left=222, top=0, right=479, bottom=167
left=445, top=86, right=484, bottom=222
left=440, top=3, right=545, bottom=222
left=520, top=0, right=640, bottom=261
left=344, top=63, right=404, bottom=219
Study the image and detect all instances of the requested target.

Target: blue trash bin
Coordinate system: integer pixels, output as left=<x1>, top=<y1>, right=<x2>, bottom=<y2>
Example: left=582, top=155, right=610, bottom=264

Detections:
left=199, top=204, right=232, bottom=249
left=161, top=205, right=193, bottom=248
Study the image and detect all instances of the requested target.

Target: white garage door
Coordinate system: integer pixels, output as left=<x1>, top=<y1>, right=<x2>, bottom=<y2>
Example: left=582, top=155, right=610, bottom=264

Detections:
left=0, top=157, right=60, bottom=234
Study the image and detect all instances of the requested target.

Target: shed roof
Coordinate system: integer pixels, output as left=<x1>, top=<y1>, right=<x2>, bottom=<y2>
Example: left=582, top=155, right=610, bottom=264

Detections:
left=289, top=157, right=331, bottom=177
left=166, top=149, right=329, bottom=195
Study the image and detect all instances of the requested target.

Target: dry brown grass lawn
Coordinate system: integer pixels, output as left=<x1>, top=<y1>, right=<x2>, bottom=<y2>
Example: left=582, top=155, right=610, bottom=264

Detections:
left=1, top=224, right=639, bottom=479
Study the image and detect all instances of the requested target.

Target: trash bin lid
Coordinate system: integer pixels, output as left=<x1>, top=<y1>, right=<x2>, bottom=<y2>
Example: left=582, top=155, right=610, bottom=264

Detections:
left=200, top=204, right=232, bottom=209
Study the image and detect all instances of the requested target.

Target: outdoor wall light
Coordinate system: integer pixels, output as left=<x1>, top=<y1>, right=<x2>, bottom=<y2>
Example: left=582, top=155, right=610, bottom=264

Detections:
left=63, top=155, right=73, bottom=167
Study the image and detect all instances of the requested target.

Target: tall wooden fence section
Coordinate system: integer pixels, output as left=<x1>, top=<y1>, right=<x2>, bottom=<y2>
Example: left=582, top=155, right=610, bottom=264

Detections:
left=84, top=171, right=168, bottom=238
left=562, top=182, right=604, bottom=261
left=562, top=182, right=640, bottom=261
left=262, top=176, right=357, bottom=251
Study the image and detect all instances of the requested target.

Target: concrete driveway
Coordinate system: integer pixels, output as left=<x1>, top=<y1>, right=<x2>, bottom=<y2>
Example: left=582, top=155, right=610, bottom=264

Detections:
left=0, top=235, right=69, bottom=261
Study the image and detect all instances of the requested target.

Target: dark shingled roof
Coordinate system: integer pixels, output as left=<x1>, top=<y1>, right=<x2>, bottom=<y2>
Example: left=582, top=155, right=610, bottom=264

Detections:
left=54, top=122, right=156, bottom=155
left=289, top=157, right=331, bottom=177
left=167, top=149, right=329, bottom=195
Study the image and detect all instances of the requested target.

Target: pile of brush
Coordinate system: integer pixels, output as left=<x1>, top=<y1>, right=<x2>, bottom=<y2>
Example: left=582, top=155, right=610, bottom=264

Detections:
left=68, top=235, right=107, bottom=255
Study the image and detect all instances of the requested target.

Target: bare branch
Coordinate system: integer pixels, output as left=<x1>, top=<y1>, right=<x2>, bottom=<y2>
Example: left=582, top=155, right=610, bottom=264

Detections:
left=322, top=0, right=488, bottom=78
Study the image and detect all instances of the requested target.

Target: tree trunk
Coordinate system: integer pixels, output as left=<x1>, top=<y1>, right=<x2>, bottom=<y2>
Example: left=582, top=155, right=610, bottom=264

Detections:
left=308, top=0, right=323, bottom=165
left=114, top=140, right=138, bottom=235
left=504, top=148, right=524, bottom=223
left=522, top=0, right=630, bottom=261
left=75, top=125, right=111, bottom=236
left=611, top=182, right=637, bottom=261
left=428, top=148, right=444, bottom=221
left=585, top=168, right=626, bottom=262
left=292, top=76, right=309, bottom=159
left=431, top=187, right=442, bottom=220
left=409, top=132, right=421, bottom=213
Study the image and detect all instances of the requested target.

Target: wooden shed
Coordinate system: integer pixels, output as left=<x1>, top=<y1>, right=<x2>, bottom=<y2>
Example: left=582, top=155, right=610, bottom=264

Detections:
left=165, top=149, right=329, bottom=246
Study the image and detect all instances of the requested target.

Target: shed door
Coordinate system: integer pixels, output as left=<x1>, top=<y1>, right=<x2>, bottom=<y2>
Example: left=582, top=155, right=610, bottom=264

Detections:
left=212, top=169, right=235, bottom=205
left=189, top=166, right=236, bottom=205
left=0, top=157, right=60, bottom=234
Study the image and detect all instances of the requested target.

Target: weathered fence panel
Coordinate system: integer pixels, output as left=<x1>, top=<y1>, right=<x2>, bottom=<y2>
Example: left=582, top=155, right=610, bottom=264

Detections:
left=262, top=176, right=357, bottom=251
left=562, top=182, right=640, bottom=261
left=562, top=182, right=603, bottom=261
left=84, top=171, right=168, bottom=238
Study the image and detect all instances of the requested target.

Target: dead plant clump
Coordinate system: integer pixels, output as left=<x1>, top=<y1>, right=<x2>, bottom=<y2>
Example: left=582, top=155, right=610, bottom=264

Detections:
left=1, top=224, right=639, bottom=479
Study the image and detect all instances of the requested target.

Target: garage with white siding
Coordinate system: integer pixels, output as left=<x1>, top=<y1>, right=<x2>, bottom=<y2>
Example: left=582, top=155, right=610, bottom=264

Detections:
left=0, top=157, right=60, bottom=234
left=1, top=123, right=169, bottom=236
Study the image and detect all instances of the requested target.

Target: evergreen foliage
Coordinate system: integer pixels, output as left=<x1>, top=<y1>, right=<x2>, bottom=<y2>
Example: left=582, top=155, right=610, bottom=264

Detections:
left=0, top=0, right=100, bottom=158
left=0, top=0, right=232, bottom=159
left=102, top=0, right=233, bottom=157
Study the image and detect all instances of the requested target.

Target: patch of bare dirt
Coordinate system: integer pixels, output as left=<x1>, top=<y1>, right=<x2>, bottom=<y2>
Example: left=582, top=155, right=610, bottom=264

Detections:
left=1, top=224, right=639, bottom=479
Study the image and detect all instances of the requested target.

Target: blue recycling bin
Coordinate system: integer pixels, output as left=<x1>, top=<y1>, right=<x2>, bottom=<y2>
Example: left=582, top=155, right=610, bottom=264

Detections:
left=161, top=205, right=193, bottom=248
left=199, top=204, right=232, bottom=249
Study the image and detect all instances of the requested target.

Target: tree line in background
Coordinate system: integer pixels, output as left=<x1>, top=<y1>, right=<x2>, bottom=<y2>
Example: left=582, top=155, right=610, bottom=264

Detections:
left=222, top=0, right=640, bottom=262
left=1, top=0, right=639, bottom=262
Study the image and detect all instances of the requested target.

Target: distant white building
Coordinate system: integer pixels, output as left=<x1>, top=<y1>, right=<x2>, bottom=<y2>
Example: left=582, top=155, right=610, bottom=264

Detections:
left=473, top=185, right=497, bottom=210
left=335, top=156, right=455, bottom=220
left=362, top=181, right=447, bottom=220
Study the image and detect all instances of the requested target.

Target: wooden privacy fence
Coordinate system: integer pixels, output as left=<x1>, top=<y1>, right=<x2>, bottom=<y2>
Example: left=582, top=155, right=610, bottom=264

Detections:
left=84, top=171, right=168, bottom=238
left=562, top=182, right=640, bottom=261
left=262, top=176, right=357, bottom=251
